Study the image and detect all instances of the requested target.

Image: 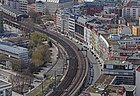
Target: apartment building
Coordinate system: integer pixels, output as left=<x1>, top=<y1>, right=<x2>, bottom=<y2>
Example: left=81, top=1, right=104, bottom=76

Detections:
left=46, top=0, right=73, bottom=14
left=122, top=1, right=140, bottom=20
left=132, top=26, right=140, bottom=36
left=8, top=0, right=28, bottom=13
left=35, top=1, right=45, bottom=15
left=68, top=14, right=76, bottom=38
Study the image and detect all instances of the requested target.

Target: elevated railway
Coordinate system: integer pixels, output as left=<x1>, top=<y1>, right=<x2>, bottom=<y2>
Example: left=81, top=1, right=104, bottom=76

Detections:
left=3, top=18, right=88, bottom=96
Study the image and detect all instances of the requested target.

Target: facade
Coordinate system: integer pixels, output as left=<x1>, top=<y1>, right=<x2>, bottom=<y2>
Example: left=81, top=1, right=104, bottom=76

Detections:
left=132, top=26, right=140, bottom=36
left=8, top=0, right=28, bottom=13
left=45, top=0, right=73, bottom=14
left=35, top=1, right=45, bottom=15
left=0, top=79, right=12, bottom=96
left=0, top=44, right=29, bottom=63
left=0, top=4, right=28, bottom=21
left=122, top=6, right=140, bottom=20
left=136, top=66, right=140, bottom=96
left=68, top=15, right=76, bottom=38
left=0, top=10, right=3, bottom=33
left=0, top=0, right=8, bottom=4
left=103, top=60, right=135, bottom=85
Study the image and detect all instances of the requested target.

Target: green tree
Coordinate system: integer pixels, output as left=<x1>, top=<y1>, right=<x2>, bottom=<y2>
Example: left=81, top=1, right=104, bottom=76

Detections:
left=11, top=59, right=24, bottom=72
left=29, top=32, right=48, bottom=48
left=31, top=45, right=50, bottom=67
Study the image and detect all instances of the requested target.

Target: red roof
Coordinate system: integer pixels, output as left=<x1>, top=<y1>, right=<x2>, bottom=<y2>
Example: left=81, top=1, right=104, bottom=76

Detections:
left=136, top=66, right=140, bottom=72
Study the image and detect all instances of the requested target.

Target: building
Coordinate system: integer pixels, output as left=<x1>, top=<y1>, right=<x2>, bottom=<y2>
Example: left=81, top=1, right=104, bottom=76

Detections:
left=0, top=9, right=3, bottom=33
left=28, top=3, right=35, bottom=12
left=136, top=66, right=140, bottom=96
left=68, top=14, right=76, bottom=38
left=122, top=1, right=140, bottom=20
left=0, top=79, right=12, bottom=96
left=81, top=74, right=136, bottom=96
left=123, top=85, right=136, bottom=96
left=0, top=0, right=8, bottom=4
left=8, top=0, right=28, bottom=13
left=45, top=0, right=73, bottom=14
left=103, top=60, right=135, bottom=85
left=132, top=26, right=140, bottom=36
left=84, top=75, right=116, bottom=96
left=0, top=4, right=28, bottom=21
left=0, top=44, right=29, bottom=63
left=35, top=0, right=45, bottom=15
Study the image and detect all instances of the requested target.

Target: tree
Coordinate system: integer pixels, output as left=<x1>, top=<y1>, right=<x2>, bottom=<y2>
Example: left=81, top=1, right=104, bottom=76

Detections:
left=29, top=32, right=48, bottom=48
left=11, top=59, right=25, bottom=72
left=31, top=45, right=50, bottom=67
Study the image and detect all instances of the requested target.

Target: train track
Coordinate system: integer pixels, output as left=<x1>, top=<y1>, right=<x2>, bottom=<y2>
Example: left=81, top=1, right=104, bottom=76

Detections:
left=40, top=31, right=87, bottom=96
left=3, top=18, right=88, bottom=96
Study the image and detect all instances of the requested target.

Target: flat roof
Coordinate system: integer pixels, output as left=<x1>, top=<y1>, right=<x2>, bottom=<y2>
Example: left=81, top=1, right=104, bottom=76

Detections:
left=0, top=44, right=28, bottom=54
left=101, top=34, right=119, bottom=45
left=122, top=85, right=136, bottom=91
left=86, top=75, right=115, bottom=93
left=105, top=85, right=125, bottom=96
left=104, top=60, right=131, bottom=65
left=0, top=79, right=11, bottom=88
left=1, top=4, right=23, bottom=16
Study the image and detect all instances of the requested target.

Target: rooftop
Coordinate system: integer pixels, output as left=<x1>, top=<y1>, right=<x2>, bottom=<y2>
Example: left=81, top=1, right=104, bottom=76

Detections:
left=0, top=79, right=11, bottom=89
left=0, top=44, right=28, bottom=55
left=122, top=85, right=136, bottom=91
left=0, top=4, right=23, bottom=16
left=105, top=85, right=125, bottom=96
left=86, top=75, right=115, bottom=94
left=104, top=60, right=132, bottom=65
left=101, top=34, right=119, bottom=45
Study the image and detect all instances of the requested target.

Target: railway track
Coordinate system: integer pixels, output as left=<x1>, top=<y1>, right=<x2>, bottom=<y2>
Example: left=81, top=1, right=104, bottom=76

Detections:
left=40, top=31, right=87, bottom=96
left=3, top=18, right=88, bottom=96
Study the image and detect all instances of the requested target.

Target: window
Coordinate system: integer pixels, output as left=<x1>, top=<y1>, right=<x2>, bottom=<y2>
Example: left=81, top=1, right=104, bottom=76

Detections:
left=0, top=91, right=3, bottom=96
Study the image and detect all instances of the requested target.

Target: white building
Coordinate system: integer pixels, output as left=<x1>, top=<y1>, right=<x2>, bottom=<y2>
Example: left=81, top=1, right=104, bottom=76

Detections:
left=68, top=15, right=76, bottom=38
left=122, top=1, right=140, bottom=20
left=136, top=66, right=140, bottom=96
left=0, top=79, right=12, bottom=96
left=119, top=36, right=140, bottom=45
left=0, top=44, right=29, bottom=63
left=84, top=24, right=92, bottom=49
left=45, top=0, right=73, bottom=14
left=35, top=1, right=45, bottom=14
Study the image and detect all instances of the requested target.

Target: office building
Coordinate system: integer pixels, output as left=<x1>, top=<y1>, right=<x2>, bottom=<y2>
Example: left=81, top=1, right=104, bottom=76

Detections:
left=0, top=44, right=29, bottom=63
